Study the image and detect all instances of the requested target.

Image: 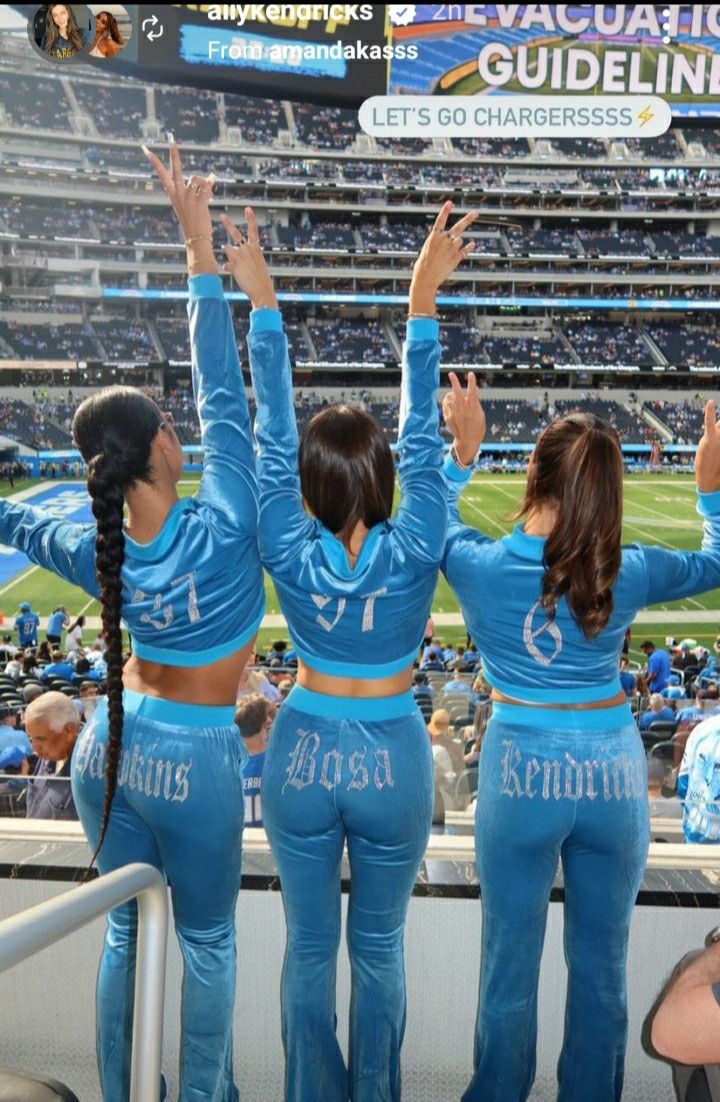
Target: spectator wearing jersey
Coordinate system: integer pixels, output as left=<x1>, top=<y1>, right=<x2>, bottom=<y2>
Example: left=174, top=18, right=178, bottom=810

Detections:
left=442, top=674, right=472, bottom=697
left=73, top=656, right=104, bottom=684
left=46, top=605, right=69, bottom=646
left=619, top=656, right=637, bottom=698
left=442, top=643, right=457, bottom=665
left=15, top=602, right=39, bottom=649
left=412, top=671, right=434, bottom=721
left=642, top=640, right=672, bottom=693
left=0, top=745, right=30, bottom=818
left=639, top=693, right=676, bottom=731
left=0, top=705, right=31, bottom=754
left=421, top=647, right=444, bottom=672
left=678, top=715, right=720, bottom=842
left=661, top=680, right=686, bottom=701
left=41, top=651, right=75, bottom=683
left=235, top=693, right=270, bottom=828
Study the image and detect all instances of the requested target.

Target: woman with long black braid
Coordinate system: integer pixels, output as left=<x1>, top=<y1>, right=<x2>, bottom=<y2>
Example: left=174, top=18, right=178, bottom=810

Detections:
left=0, top=143, right=264, bottom=1101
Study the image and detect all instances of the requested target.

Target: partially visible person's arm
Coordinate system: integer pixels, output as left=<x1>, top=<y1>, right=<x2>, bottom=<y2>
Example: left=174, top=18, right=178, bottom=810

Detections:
left=651, top=941, right=720, bottom=1065
left=0, top=503, right=97, bottom=594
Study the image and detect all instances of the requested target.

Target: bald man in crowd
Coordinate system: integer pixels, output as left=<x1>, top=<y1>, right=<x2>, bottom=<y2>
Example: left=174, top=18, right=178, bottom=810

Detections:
left=25, top=691, right=81, bottom=821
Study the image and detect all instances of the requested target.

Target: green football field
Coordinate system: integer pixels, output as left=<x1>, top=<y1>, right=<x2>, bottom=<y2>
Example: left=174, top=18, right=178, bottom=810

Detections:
left=1, top=475, right=717, bottom=661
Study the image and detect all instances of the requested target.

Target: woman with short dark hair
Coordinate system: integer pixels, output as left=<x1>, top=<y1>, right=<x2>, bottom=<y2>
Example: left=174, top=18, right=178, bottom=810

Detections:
left=441, top=381, right=720, bottom=1102
left=223, top=200, right=476, bottom=1101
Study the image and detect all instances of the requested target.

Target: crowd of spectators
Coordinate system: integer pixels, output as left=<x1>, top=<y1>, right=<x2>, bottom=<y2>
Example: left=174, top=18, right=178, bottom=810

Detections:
left=648, top=323, right=720, bottom=368
left=307, top=318, right=393, bottom=364
left=564, top=321, right=651, bottom=366
left=644, top=399, right=704, bottom=443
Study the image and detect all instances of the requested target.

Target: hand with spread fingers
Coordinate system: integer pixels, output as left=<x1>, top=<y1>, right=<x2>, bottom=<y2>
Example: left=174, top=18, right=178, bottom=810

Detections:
left=695, top=400, right=720, bottom=493
left=409, top=200, right=479, bottom=316
left=220, top=208, right=278, bottom=311
left=443, top=370, right=486, bottom=468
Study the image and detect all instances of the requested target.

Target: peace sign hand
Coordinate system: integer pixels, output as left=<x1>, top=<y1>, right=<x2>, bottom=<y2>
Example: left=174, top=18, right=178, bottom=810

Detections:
left=142, top=141, right=215, bottom=242
left=443, top=371, right=486, bottom=466
left=695, top=400, right=720, bottom=493
left=221, top=209, right=278, bottom=311
left=409, top=201, right=478, bottom=315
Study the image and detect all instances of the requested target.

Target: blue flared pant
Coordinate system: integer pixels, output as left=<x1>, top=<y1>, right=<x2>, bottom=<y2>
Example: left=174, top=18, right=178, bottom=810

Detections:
left=462, top=703, right=650, bottom=1102
left=71, top=690, right=246, bottom=1102
left=262, top=686, right=434, bottom=1102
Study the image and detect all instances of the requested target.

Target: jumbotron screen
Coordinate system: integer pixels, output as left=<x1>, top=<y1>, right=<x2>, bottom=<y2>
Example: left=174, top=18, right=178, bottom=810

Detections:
left=388, top=3, right=720, bottom=117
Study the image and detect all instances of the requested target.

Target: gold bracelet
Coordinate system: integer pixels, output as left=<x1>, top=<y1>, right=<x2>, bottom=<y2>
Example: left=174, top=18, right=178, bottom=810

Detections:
left=185, top=235, right=213, bottom=246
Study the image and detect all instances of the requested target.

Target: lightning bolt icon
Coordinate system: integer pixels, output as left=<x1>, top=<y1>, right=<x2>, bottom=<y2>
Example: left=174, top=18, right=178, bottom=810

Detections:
left=638, top=105, right=654, bottom=127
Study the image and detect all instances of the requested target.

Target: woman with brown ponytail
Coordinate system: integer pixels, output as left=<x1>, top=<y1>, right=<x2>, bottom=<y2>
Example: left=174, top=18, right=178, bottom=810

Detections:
left=0, top=143, right=263, bottom=1101
left=440, top=380, right=720, bottom=1102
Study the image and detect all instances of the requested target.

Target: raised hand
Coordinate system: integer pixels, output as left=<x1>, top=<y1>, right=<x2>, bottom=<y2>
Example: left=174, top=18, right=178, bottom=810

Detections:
left=221, top=209, right=277, bottom=311
left=142, top=141, right=214, bottom=244
left=695, top=400, right=720, bottom=493
left=443, top=370, right=486, bottom=466
left=409, top=201, right=478, bottom=315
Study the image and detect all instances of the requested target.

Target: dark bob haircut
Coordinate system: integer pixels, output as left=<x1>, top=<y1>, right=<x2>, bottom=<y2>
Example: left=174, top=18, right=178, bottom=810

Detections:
left=298, top=405, right=395, bottom=542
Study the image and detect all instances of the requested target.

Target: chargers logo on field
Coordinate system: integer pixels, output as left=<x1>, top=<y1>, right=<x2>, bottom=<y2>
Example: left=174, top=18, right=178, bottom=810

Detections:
left=0, top=484, right=92, bottom=584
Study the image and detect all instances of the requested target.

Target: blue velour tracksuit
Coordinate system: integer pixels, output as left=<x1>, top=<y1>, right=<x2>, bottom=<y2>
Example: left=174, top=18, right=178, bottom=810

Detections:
left=247, top=309, right=445, bottom=1101
left=0, top=274, right=264, bottom=1101
left=442, top=453, right=720, bottom=1102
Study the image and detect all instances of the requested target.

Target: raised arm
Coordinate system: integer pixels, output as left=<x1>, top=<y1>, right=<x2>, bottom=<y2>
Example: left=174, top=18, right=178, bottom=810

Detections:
left=642, top=402, right=720, bottom=605
left=0, top=501, right=97, bottom=595
left=393, top=201, right=478, bottom=563
left=143, top=142, right=257, bottom=533
left=223, top=210, right=314, bottom=569
left=439, top=370, right=493, bottom=582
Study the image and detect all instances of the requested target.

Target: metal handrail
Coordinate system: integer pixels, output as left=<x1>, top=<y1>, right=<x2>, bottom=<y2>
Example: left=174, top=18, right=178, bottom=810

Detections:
left=0, top=862, right=168, bottom=1102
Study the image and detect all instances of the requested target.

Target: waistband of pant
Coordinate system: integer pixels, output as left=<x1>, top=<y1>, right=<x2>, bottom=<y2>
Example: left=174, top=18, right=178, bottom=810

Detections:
left=117, top=689, right=236, bottom=728
left=286, top=684, right=416, bottom=721
left=491, top=700, right=635, bottom=732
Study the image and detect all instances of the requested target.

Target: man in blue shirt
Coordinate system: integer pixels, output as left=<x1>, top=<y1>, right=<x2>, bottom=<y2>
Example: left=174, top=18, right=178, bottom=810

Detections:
left=442, top=675, right=472, bottom=697
left=412, top=671, right=434, bottom=721
left=641, top=640, right=672, bottom=693
left=678, top=716, right=720, bottom=842
left=638, top=693, right=676, bottom=731
left=235, top=693, right=270, bottom=828
left=0, top=704, right=31, bottom=755
left=14, top=602, right=40, bottom=649
left=41, top=651, right=75, bottom=683
left=46, top=605, right=69, bottom=646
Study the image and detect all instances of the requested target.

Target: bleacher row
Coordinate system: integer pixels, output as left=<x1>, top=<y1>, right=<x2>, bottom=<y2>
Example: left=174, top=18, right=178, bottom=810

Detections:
left=0, top=392, right=704, bottom=452
left=2, top=310, right=720, bottom=370
left=3, top=197, right=719, bottom=262
left=1, top=63, right=714, bottom=163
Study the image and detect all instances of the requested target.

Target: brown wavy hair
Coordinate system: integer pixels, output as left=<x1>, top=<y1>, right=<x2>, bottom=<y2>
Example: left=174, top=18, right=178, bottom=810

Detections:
left=43, top=5, right=85, bottom=55
left=517, top=412, right=623, bottom=638
left=96, top=10, right=125, bottom=44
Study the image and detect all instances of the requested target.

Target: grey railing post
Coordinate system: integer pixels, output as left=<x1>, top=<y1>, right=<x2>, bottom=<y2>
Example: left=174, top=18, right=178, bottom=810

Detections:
left=0, top=863, right=168, bottom=1102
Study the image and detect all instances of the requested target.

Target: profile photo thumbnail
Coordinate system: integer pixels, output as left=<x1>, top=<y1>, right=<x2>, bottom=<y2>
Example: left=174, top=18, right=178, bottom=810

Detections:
left=31, top=4, right=93, bottom=61
left=87, top=5, right=132, bottom=59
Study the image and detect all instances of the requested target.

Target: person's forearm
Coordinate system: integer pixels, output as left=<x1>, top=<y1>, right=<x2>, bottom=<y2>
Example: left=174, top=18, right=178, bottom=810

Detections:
left=408, top=283, right=436, bottom=316
left=186, top=239, right=217, bottom=277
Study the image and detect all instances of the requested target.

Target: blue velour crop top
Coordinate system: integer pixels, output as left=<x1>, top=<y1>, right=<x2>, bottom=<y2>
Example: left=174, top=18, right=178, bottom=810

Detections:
left=247, top=309, right=447, bottom=678
left=442, top=455, right=720, bottom=704
left=0, top=275, right=265, bottom=667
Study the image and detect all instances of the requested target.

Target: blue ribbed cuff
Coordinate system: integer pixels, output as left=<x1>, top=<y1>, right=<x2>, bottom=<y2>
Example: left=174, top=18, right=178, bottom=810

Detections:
left=407, top=318, right=440, bottom=342
left=698, top=490, right=720, bottom=516
left=443, top=451, right=474, bottom=484
left=249, top=307, right=283, bottom=334
left=188, top=273, right=224, bottom=301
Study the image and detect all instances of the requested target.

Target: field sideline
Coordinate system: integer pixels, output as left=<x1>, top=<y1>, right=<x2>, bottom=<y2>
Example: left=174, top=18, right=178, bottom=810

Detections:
left=0, top=475, right=716, bottom=659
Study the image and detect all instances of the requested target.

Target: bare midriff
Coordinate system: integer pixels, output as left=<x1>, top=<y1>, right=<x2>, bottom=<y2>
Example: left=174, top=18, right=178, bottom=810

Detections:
left=490, top=688, right=627, bottom=711
left=297, top=659, right=414, bottom=699
left=122, top=636, right=257, bottom=706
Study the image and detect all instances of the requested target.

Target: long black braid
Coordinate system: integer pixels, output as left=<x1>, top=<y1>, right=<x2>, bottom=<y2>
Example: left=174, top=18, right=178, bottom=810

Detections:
left=72, top=387, right=164, bottom=873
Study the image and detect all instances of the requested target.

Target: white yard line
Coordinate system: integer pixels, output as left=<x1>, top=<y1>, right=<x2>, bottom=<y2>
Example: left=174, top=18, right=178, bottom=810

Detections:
left=460, top=497, right=511, bottom=536
left=0, top=565, right=39, bottom=598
